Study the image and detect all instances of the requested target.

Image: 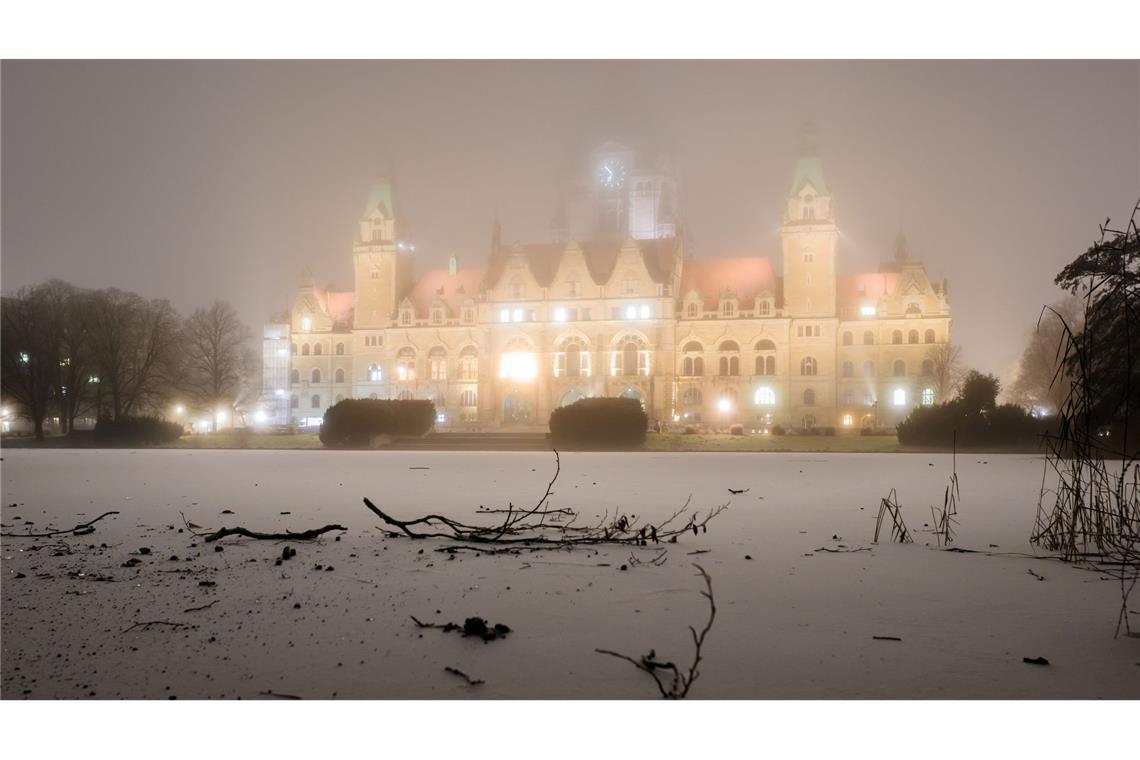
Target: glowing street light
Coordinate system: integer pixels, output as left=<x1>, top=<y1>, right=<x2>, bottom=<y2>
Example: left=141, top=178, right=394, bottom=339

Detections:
left=717, top=398, right=733, bottom=414
left=173, top=405, right=185, bottom=416
left=253, top=410, right=268, bottom=425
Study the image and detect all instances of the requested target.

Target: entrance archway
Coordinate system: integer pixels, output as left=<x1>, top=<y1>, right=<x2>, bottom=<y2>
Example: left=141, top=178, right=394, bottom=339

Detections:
left=503, top=390, right=531, bottom=424
left=618, top=387, right=647, bottom=410
left=559, top=389, right=585, bottom=407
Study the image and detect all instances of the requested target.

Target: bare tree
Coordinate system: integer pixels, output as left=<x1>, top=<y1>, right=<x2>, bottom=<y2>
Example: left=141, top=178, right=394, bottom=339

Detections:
left=1009, top=295, right=1083, bottom=414
left=1, top=287, right=61, bottom=439
left=926, top=341, right=964, bottom=402
left=37, top=281, right=98, bottom=433
left=180, top=300, right=252, bottom=415
left=87, top=288, right=182, bottom=419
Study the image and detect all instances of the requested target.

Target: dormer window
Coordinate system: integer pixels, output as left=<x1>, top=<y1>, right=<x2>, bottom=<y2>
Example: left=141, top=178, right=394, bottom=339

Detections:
left=462, top=308, right=474, bottom=324
left=686, top=301, right=699, bottom=318
left=301, top=317, right=312, bottom=332
left=803, top=195, right=815, bottom=221
left=721, top=301, right=735, bottom=318
left=399, top=309, right=412, bottom=326
left=431, top=309, right=443, bottom=325
left=757, top=300, right=771, bottom=317
left=623, top=276, right=637, bottom=295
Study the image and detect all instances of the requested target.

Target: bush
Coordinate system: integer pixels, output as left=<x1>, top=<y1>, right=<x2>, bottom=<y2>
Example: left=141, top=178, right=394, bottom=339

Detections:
left=771, top=424, right=786, bottom=436
left=549, top=397, right=647, bottom=449
left=94, top=415, right=183, bottom=446
left=729, top=423, right=745, bottom=436
left=683, top=425, right=698, bottom=435
left=820, top=426, right=837, bottom=436
left=860, top=426, right=875, bottom=436
left=319, top=398, right=436, bottom=448
left=896, top=400, right=1049, bottom=447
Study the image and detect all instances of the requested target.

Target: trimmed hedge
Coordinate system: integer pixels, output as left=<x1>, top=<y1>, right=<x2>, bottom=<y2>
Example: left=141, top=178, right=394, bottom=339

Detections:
left=549, top=397, right=647, bottom=449
left=94, top=415, right=183, bottom=446
left=896, top=400, right=1049, bottom=447
left=319, top=398, right=435, bottom=448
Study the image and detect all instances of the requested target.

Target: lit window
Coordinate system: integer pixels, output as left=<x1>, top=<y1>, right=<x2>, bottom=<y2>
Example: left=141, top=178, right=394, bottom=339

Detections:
left=499, top=308, right=510, bottom=323
left=512, top=308, right=524, bottom=323
left=755, top=386, right=776, bottom=406
left=922, top=387, right=935, bottom=406
left=625, top=305, right=637, bottom=320
left=301, top=317, right=312, bottom=331
left=860, top=305, right=876, bottom=317
left=498, top=352, right=538, bottom=381
left=842, top=414, right=853, bottom=426
left=554, top=307, right=567, bottom=322
left=892, top=388, right=907, bottom=407
left=639, top=304, right=651, bottom=319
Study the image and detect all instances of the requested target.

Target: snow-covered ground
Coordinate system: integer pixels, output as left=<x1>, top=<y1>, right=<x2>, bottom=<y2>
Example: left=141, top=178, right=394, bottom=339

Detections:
left=2, top=449, right=1137, bottom=698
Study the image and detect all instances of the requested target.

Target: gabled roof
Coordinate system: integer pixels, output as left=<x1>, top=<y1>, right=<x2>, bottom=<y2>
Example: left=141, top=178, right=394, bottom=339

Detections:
left=361, top=181, right=395, bottom=221
left=789, top=156, right=829, bottom=197
left=680, top=257, right=777, bottom=310
left=405, top=267, right=482, bottom=317
left=836, top=272, right=900, bottom=311
left=483, top=237, right=681, bottom=290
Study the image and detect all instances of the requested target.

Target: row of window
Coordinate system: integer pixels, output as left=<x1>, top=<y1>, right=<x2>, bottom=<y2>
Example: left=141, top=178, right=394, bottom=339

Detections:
left=685, top=301, right=773, bottom=319
left=291, top=389, right=480, bottom=411
left=678, top=386, right=936, bottom=408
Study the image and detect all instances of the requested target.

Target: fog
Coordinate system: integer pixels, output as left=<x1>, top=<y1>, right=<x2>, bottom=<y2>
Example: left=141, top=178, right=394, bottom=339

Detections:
left=3, top=60, right=1138, bottom=376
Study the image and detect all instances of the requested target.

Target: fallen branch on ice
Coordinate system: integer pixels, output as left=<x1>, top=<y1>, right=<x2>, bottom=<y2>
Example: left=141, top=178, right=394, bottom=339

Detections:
left=1, top=511, right=119, bottom=539
left=203, top=524, right=346, bottom=542
left=595, top=563, right=715, bottom=699
left=444, top=666, right=485, bottom=686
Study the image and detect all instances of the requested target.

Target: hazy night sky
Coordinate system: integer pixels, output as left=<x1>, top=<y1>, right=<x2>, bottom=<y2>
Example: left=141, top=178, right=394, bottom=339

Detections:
left=3, top=60, right=1137, bottom=380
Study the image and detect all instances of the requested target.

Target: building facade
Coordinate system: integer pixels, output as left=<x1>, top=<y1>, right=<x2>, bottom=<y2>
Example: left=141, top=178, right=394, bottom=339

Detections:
left=262, top=138, right=951, bottom=432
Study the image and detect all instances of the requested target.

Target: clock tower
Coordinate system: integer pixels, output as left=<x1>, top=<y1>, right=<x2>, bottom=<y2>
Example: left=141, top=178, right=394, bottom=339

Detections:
left=353, top=179, right=412, bottom=329
left=781, top=128, right=838, bottom=318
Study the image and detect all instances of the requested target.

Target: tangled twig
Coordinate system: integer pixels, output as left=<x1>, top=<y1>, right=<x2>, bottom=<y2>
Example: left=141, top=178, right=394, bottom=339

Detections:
left=595, top=564, right=716, bottom=699
left=1, top=511, right=119, bottom=539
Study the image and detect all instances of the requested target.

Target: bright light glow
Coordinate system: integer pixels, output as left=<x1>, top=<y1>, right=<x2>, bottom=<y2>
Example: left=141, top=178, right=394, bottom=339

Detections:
left=277, top=348, right=289, bottom=357
left=1, top=408, right=9, bottom=418
left=436, top=413, right=446, bottom=423
left=922, top=388, right=935, bottom=406
left=755, top=387, right=776, bottom=406
left=860, top=305, right=876, bottom=317
left=625, top=305, right=637, bottom=319
left=174, top=405, right=185, bottom=415
left=88, top=375, right=100, bottom=384
left=892, top=388, right=907, bottom=407
left=553, top=307, right=567, bottom=322
left=842, top=414, right=853, bottom=426
left=499, top=308, right=510, bottom=323
left=215, top=410, right=228, bottom=425
left=640, top=305, right=651, bottom=319
left=253, top=410, right=268, bottom=424
left=275, top=389, right=285, bottom=397
left=196, top=419, right=211, bottom=433
left=301, top=317, right=312, bottom=331
left=498, top=352, right=538, bottom=382
left=19, top=352, right=29, bottom=363
left=717, top=398, right=733, bottom=413
left=512, top=308, right=524, bottom=323
left=397, top=365, right=408, bottom=381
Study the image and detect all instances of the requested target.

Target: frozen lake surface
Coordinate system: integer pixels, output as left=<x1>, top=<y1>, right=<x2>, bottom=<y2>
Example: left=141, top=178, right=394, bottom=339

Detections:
left=2, top=449, right=1138, bottom=698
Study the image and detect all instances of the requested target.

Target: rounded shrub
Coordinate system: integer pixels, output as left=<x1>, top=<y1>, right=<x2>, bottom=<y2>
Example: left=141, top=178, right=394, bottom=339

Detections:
left=548, top=397, right=647, bottom=449
left=319, top=398, right=436, bottom=448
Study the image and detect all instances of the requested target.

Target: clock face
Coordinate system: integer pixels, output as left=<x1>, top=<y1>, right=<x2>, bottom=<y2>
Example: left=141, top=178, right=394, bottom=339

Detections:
left=597, top=159, right=627, bottom=191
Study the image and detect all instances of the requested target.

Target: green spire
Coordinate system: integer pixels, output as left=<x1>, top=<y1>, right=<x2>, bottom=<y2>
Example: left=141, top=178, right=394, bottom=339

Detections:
left=788, top=122, right=829, bottom=197
left=361, top=180, right=395, bottom=221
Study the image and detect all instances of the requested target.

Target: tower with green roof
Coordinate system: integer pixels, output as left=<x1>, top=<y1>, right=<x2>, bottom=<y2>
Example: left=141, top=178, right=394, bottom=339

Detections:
left=353, top=178, right=412, bottom=330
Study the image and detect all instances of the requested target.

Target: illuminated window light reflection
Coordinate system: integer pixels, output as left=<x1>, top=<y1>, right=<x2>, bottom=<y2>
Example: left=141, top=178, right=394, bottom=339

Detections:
left=892, top=388, right=907, bottom=407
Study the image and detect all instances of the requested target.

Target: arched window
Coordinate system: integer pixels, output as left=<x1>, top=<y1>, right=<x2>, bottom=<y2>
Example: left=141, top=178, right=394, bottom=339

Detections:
left=843, top=389, right=854, bottom=405
left=429, top=347, right=447, bottom=381
left=622, top=341, right=639, bottom=376
left=719, top=340, right=739, bottom=352
left=367, top=363, right=382, bottom=382
left=718, top=356, right=739, bottom=376
left=559, top=389, right=585, bottom=407
left=302, top=343, right=310, bottom=356
left=310, top=394, right=320, bottom=409
left=460, top=389, right=477, bottom=407
left=755, top=386, right=776, bottom=406
left=864, top=331, right=875, bottom=345
left=803, top=388, right=816, bottom=406
left=687, top=302, right=699, bottom=318
left=397, top=347, right=416, bottom=381
left=335, top=368, right=345, bottom=383
left=683, top=356, right=694, bottom=376
left=908, top=330, right=919, bottom=345
left=842, top=331, right=853, bottom=346
left=893, top=359, right=906, bottom=377
left=291, top=343, right=298, bottom=355
left=682, top=386, right=702, bottom=406
left=683, top=341, right=703, bottom=352
left=290, top=394, right=299, bottom=409
left=311, top=368, right=321, bottom=384
left=863, top=360, right=875, bottom=377
left=560, top=342, right=580, bottom=377
left=891, top=331, right=902, bottom=345
left=922, top=387, right=935, bottom=406
left=459, top=347, right=478, bottom=381
left=842, top=361, right=854, bottom=377
left=924, top=329, right=936, bottom=344
left=290, top=368, right=300, bottom=384
left=921, top=359, right=934, bottom=376
left=694, top=357, right=704, bottom=376
left=800, top=356, right=818, bottom=376
left=313, top=343, right=322, bottom=356
left=892, top=388, right=907, bottom=407
left=336, top=342, right=345, bottom=355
